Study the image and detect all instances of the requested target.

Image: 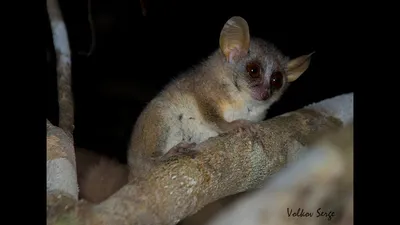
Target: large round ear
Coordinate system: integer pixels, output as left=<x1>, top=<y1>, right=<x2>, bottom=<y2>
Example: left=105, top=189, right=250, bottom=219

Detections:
left=286, top=52, right=315, bottom=82
left=219, top=16, right=250, bottom=63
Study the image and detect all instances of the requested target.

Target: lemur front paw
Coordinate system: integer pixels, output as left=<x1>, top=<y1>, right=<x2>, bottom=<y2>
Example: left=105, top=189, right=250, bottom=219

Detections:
left=159, top=142, right=197, bottom=161
left=222, top=119, right=258, bottom=136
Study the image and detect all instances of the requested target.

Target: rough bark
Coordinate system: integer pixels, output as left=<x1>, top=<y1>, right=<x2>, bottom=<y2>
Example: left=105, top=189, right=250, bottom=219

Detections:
left=47, top=0, right=74, bottom=136
left=47, top=120, right=79, bottom=225
left=47, top=93, right=353, bottom=225
left=204, top=124, right=353, bottom=225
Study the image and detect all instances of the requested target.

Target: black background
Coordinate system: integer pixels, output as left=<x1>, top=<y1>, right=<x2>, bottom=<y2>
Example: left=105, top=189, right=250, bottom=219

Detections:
left=46, top=0, right=354, bottom=163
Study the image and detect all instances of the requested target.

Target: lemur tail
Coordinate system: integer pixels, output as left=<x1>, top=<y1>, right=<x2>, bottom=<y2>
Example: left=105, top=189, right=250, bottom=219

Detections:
left=76, top=148, right=129, bottom=203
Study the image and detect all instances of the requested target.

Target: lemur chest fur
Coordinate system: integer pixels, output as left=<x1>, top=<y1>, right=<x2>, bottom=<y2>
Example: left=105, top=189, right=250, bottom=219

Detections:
left=160, top=96, right=268, bottom=155
left=160, top=105, right=219, bottom=155
left=221, top=96, right=269, bottom=123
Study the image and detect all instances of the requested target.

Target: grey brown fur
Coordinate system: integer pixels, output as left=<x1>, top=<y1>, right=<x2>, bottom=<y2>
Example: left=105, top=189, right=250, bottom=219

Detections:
left=128, top=17, right=312, bottom=180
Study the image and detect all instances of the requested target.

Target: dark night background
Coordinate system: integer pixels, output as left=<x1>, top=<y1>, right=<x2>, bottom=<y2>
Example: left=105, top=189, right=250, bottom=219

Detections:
left=46, top=0, right=354, bottom=164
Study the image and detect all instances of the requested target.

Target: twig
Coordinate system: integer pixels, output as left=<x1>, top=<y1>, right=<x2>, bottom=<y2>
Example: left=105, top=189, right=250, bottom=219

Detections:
left=140, top=0, right=147, bottom=16
left=47, top=0, right=75, bottom=136
left=79, top=0, right=96, bottom=56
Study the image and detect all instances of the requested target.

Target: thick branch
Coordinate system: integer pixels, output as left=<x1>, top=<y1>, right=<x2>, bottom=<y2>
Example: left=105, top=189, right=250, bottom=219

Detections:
left=47, top=93, right=352, bottom=225
left=47, top=0, right=74, bottom=136
left=47, top=120, right=78, bottom=224
left=204, top=124, right=353, bottom=225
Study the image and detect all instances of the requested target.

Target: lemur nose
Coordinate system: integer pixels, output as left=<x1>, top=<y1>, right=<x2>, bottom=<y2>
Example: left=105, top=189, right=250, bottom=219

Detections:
left=261, top=91, right=269, bottom=100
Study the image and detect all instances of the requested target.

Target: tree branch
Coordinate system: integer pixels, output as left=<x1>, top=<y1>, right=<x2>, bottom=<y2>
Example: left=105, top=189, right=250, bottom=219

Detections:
left=204, top=124, right=353, bottom=225
left=47, top=120, right=78, bottom=224
left=47, top=0, right=74, bottom=136
left=47, top=93, right=353, bottom=225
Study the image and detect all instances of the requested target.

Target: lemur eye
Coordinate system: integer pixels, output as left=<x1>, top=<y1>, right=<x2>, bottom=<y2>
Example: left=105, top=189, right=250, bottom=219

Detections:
left=246, top=62, right=262, bottom=78
left=270, top=71, right=283, bottom=90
